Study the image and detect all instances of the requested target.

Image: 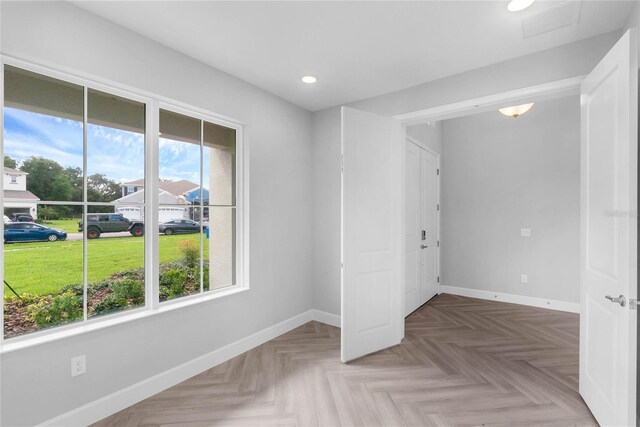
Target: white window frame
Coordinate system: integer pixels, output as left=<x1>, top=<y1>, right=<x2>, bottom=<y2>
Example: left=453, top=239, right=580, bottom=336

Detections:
left=0, top=56, right=250, bottom=353
left=156, top=102, right=246, bottom=308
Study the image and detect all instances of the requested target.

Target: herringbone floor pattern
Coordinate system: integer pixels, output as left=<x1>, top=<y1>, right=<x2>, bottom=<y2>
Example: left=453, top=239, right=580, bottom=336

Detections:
left=94, top=294, right=597, bottom=426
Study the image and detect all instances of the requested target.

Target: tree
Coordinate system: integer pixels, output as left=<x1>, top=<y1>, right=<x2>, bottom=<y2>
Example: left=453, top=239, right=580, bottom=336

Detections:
left=88, top=174, right=121, bottom=203
left=37, top=206, right=57, bottom=221
left=4, top=156, right=17, bottom=169
left=19, top=157, right=121, bottom=217
left=20, top=157, right=73, bottom=202
left=65, top=167, right=83, bottom=203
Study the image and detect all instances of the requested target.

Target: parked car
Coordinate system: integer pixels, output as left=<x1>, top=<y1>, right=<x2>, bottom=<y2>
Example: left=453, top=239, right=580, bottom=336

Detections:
left=78, top=213, right=144, bottom=239
left=10, top=213, right=33, bottom=222
left=159, top=219, right=202, bottom=235
left=4, top=222, right=67, bottom=242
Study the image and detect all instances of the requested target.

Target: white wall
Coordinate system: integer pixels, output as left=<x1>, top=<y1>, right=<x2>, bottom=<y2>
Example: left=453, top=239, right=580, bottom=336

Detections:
left=406, top=122, right=442, bottom=154
left=624, top=1, right=640, bottom=61
left=310, top=32, right=619, bottom=317
left=347, top=31, right=621, bottom=117
left=311, top=107, right=342, bottom=315
left=3, top=172, right=27, bottom=191
left=0, top=2, right=313, bottom=426
left=440, top=95, right=580, bottom=303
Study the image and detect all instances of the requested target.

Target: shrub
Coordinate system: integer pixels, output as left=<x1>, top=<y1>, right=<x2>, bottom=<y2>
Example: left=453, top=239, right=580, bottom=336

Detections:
left=92, top=294, right=127, bottom=315
left=27, top=291, right=82, bottom=327
left=177, top=239, right=199, bottom=268
left=111, top=268, right=144, bottom=282
left=201, top=265, right=210, bottom=291
left=112, top=279, right=144, bottom=305
left=159, top=268, right=188, bottom=300
left=6, top=293, right=47, bottom=307
left=60, top=283, right=84, bottom=296
left=90, top=279, right=144, bottom=315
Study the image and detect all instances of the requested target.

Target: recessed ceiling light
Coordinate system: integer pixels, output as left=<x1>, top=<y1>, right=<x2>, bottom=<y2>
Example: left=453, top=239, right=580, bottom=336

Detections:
left=498, top=102, right=534, bottom=118
left=302, top=76, right=317, bottom=84
left=507, top=0, right=535, bottom=12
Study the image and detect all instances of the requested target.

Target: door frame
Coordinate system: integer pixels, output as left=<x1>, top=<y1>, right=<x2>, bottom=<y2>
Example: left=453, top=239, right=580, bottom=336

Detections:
left=395, top=75, right=584, bottom=125
left=396, top=76, right=585, bottom=304
left=405, top=135, right=440, bottom=315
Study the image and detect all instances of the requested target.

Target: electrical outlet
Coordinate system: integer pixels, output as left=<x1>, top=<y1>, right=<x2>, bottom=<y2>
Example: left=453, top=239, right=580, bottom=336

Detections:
left=520, top=228, right=531, bottom=237
left=521, top=274, right=528, bottom=284
left=71, top=355, right=86, bottom=377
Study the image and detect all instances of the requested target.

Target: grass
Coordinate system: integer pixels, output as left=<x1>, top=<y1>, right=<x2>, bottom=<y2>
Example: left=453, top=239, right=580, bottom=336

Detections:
left=39, top=218, right=81, bottom=234
left=3, top=233, right=209, bottom=296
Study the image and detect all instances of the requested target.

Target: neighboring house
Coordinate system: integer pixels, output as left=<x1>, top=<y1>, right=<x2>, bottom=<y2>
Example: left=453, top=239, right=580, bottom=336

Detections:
left=112, top=178, right=209, bottom=222
left=120, top=178, right=144, bottom=198
left=3, top=167, right=39, bottom=219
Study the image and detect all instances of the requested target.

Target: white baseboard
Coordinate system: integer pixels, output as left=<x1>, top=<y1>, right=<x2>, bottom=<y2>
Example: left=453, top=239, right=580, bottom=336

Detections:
left=42, top=309, right=340, bottom=427
left=439, top=285, right=580, bottom=313
left=311, top=309, right=341, bottom=327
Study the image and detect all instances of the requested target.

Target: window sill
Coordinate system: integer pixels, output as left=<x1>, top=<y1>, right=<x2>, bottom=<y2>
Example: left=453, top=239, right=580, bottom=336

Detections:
left=0, top=285, right=249, bottom=354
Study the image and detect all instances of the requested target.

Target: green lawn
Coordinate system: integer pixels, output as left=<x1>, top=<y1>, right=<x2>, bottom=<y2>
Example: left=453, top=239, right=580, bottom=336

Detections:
left=3, top=233, right=208, bottom=296
left=40, top=218, right=81, bottom=234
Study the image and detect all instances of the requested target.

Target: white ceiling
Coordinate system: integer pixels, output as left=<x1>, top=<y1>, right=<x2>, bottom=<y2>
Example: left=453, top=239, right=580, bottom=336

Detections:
left=73, top=1, right=635, bottom=111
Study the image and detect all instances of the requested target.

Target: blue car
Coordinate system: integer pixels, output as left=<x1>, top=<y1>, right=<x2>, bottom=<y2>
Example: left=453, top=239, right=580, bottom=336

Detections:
left=4, top=222, right=67, bottom=243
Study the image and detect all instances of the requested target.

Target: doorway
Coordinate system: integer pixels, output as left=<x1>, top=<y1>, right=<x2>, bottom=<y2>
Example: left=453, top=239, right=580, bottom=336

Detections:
left=404, top=138, right=439, bottom=316
left=341, top=27, right=637, bottom=427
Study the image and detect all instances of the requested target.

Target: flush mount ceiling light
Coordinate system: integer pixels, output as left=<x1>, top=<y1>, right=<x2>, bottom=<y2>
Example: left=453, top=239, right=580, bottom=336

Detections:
left=302, top=76, right=317, bottom=84
left=498, top=102, right=535, bottom=118
left=507, top=0, right=535, bottom=12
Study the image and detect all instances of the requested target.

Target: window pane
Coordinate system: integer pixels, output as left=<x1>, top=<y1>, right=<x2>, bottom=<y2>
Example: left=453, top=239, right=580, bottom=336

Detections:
left=3, top=204, right=81, bottom=338
left=3, top=65, right=84, bottom=202
left=203, top=121, right=236, bottom=206
left=206, top=207, right=235, bottom=291
left=88, top=89, right=145, bottom=205
left=159, top=205, right=203, bottom=301
left=85, top=206, right=145, bottom=318
left=159, top=109, right=200, bottom=190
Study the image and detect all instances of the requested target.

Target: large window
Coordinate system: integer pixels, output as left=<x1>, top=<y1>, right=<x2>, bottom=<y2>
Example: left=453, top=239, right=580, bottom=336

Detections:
left=157, top=109, right=237, bottom=302
left=1, top=63, right=245, bottom=341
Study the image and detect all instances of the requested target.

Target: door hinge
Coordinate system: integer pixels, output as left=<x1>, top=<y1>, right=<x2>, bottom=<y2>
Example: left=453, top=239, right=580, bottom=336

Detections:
left=437, top=168, right=440, bottom=176
left=341, top=155, right=344, bottom=173
left=437, top=204, right=440, bottom=211
left=437, top=241, right=440, bottom=247
left=437, top=276, right=440, bottom=283
left=630, top=299, right=637, bottom=310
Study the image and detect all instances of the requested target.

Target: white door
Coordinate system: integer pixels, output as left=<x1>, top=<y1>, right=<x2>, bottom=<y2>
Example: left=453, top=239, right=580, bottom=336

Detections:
left=405, top=140, right=422, bottom=315
left=579, top=29, right=637, bottom=427
left=341, top=107, right=403, bottom=363
left=420, top=148, right=439, bottom=304
left=404, top=141, right=440, bottom=316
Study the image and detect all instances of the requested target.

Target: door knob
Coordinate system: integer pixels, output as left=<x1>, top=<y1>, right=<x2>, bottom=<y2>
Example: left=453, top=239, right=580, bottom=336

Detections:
left=421, top=245, right=428, bottom=249
left=605, top=294, right=626, bottom=307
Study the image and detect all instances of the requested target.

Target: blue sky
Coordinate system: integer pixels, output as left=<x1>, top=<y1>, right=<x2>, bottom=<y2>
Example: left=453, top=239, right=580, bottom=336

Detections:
left=3, top=108, right=209, bottom=185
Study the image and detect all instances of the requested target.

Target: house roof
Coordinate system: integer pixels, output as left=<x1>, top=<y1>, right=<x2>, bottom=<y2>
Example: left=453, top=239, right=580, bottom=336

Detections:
left=4, top=167, right=26, bottom=175
left=120, top=179, right=200, bottom=198
left=160, top=180, right=200, bottom=197
left=4, top=190, right=39, bottom=200
left=112, top=188, right=180, bottom=205
left=121, top=178, right=145, bottom=186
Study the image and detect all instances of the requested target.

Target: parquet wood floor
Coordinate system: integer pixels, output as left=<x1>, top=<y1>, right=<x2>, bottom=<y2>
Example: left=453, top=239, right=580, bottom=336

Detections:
left=94, top=294, right=597, bottom=426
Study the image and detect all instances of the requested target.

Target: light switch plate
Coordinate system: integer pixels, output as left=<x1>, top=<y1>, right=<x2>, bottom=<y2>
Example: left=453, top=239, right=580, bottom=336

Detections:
left=521, top=274, right=528, bottom=284
left=520, top=228, right=531, bottom=237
